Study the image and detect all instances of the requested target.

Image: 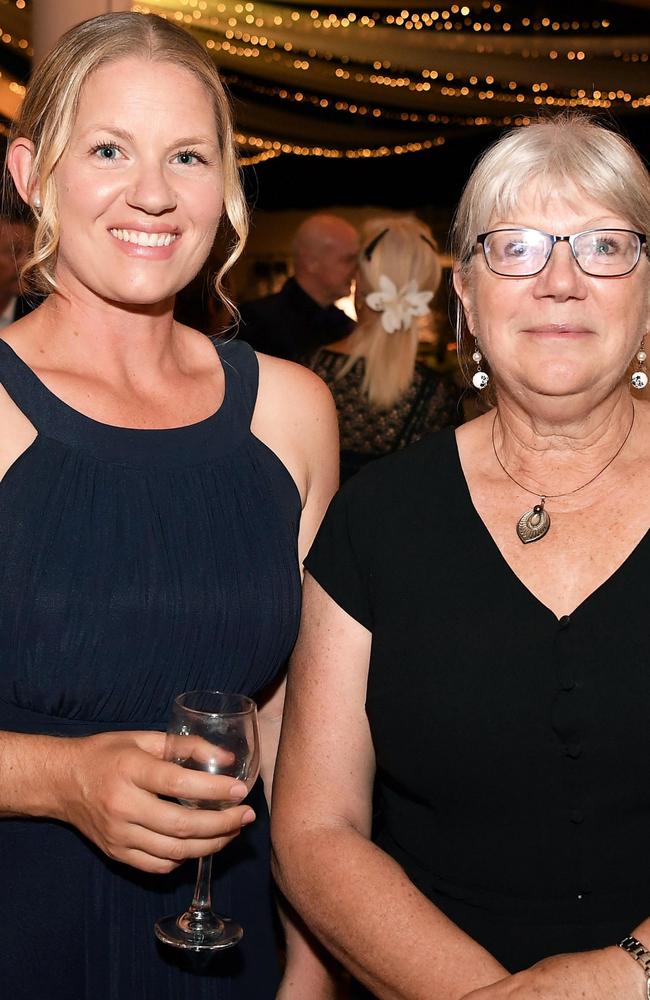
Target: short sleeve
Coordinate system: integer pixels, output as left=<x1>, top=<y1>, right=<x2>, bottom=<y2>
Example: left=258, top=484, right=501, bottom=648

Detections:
left=304, top=483, right=373, bottom=631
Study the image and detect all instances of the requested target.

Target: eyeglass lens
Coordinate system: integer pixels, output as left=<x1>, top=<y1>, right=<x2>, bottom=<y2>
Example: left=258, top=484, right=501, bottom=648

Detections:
left=482, top=229, right=642, bottom=277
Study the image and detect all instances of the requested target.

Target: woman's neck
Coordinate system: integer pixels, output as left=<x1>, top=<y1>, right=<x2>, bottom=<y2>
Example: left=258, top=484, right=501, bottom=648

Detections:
left=28, top=289, right=180, bottom=379
left=324, top=335, right=354, bottom=355
left=327, top=325, right=376, bottom=358
left=492, top=385, right=637, bottom=498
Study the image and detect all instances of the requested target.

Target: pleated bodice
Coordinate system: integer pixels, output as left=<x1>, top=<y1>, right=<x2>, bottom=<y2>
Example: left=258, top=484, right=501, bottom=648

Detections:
left=0, top=335, right=301, bottom=999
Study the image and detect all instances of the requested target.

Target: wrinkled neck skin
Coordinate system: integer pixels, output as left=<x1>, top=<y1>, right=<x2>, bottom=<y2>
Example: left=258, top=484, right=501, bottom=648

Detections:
left=491, top=379, right=637, bottom=494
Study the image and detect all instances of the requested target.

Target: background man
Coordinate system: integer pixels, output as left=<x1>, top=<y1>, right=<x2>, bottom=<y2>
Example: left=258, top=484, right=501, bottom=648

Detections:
left=238, top=213, right=359, bottom=360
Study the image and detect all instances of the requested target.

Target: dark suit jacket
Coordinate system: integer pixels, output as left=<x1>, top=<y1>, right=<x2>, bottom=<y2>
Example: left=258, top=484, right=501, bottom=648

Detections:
left=237, top=277, right=353, bottom=361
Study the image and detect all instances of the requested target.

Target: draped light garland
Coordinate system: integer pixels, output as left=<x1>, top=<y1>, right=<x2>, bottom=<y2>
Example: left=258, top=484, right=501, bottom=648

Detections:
left=132, top=0, right=650, bottom=159
left=0, top=0, right=647, bottom=161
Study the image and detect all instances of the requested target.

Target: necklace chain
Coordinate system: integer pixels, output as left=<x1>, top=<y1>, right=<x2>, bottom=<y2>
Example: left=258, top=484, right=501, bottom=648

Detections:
left=491, top=405, right=636, bottom=503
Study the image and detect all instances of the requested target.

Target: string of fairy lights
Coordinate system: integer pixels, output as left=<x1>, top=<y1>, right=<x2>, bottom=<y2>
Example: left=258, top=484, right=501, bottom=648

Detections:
left=0, top=0, right=29, bottom=54
left=224, top=58, right=644, bottom=110
left=0, top=0, right=648, bottom=162
left=135, top=0, right=618, bottom=35
left=132, top=0, right=650, bottom=162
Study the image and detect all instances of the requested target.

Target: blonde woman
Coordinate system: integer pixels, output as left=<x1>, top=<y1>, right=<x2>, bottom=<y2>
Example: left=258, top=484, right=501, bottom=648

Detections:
left=274, top=116, right=650, bottom=999
left=0, top=12, right=338, bottom=1000
left=307, top=216, right=462, bottom=482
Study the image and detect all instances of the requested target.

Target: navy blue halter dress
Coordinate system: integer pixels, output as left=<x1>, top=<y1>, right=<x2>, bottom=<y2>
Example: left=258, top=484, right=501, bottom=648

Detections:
left=0, top=337, right=301, bottom=999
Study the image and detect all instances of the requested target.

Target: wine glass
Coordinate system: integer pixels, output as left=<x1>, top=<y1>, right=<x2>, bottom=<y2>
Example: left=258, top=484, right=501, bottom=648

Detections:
left=154, top=690, right=260, bottom=951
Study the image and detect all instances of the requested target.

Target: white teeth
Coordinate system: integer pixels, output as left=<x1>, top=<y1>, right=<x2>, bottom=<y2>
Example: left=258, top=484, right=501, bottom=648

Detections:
left=109, top=228, right=176, bottom=247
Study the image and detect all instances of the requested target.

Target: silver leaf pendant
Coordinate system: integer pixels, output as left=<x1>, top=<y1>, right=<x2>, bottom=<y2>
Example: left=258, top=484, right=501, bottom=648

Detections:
left=516, top=503, right=551, bottom=544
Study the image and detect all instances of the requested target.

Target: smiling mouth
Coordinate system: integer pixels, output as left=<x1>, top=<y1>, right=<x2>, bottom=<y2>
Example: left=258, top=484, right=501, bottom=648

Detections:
left=109, top=229, right=178, bottom=247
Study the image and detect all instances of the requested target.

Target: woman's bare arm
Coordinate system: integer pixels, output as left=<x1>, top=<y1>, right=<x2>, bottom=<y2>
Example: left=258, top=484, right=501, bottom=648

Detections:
left=255, top=350, right=340, bottom=812
left=272, top=574, right=509, bottom=1000
left=0, top=728, right=256, bottom=872
left=255, top=353, right=343, bottom=997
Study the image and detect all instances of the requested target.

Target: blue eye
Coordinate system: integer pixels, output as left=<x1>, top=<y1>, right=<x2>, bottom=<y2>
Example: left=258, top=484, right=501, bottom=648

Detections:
left=504, top=241, right=531, bottom=258
left=91, top=143, right=122, bottom=161
left=594, top=238, right=618, bottom=256
left=174, top=149, right=207, bottom=166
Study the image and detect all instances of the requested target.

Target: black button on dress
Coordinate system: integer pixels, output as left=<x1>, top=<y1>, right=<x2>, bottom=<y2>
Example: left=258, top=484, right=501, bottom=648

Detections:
left=305, top=427, right=650, bottom=974
left=0, top=337, right=301, bottom=999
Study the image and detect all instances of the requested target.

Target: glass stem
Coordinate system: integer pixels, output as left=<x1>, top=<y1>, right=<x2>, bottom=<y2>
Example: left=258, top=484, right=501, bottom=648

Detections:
left=190, top=854, right=214, bottom=914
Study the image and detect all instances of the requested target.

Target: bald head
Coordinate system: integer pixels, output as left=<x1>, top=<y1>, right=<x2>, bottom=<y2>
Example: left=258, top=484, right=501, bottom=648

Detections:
left=292, top=213, right=359, bottom=306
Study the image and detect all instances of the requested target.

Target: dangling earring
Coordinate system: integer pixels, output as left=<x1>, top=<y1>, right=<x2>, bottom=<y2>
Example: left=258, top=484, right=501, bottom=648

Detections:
left=472, top=339, right=489, bottom=390
left=631, top=338, right=648, bottom=390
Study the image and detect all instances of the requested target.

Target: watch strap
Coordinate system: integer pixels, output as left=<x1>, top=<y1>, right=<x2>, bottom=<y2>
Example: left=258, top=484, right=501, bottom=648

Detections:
left=618, top=935, right=650, bottom=999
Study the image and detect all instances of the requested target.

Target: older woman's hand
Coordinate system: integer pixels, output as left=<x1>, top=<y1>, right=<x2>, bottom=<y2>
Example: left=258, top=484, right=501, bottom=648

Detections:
left=460, top=946, right=645, bottom=999
left=56, top=730, right=255, bottom=874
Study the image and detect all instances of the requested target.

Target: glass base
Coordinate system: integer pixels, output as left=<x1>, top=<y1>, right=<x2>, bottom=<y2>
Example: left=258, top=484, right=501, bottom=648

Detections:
left=155, top=909, right=243, bottom=952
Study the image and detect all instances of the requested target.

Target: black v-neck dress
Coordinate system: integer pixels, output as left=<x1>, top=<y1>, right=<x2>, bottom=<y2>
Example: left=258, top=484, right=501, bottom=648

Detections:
left=305, top=427, right=650, bottom=973
left=0, top=337, right=301, bottom=999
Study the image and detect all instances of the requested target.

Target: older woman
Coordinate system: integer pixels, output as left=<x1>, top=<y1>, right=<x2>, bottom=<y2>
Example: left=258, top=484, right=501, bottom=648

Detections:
left=0, top=12, right=338, bottom=1000
left=272, top=115, right=650, bottom=999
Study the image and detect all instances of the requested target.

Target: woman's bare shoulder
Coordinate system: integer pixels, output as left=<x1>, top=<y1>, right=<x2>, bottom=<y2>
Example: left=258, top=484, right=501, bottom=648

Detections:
left=253, top=353, right=339, bottom=511
left=255, top=352, right=336, bottom=421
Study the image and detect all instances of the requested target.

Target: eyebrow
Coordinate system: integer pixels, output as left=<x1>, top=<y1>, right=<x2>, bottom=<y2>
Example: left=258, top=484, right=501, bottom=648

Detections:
left=81, top=125, right=217, bottom=147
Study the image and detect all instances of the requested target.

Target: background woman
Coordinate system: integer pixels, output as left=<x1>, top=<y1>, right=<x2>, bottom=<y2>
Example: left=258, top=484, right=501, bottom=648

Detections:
left=272, top=115, right=650, bottom=999
left=0, top=12, right=338, bottom=1000
left=306, top=216, right=462, bottom=483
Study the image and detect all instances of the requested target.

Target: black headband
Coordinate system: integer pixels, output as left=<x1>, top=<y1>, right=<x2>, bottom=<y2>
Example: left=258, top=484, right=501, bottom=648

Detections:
left=363, top=228, right=389, bottom=260
left=363, top=229, right=437, bottom=261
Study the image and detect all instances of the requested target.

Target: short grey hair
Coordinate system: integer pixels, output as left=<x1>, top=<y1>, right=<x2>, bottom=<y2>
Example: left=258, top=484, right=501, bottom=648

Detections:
left=450, top=114, right=650, bottom=375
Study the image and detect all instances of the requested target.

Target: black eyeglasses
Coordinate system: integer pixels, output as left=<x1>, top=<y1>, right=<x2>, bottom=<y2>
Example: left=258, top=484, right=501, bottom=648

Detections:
left=476, top=227, right=648, bottom=278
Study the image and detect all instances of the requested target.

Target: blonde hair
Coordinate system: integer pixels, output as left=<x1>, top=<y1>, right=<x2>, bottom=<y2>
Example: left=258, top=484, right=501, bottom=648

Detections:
left=341, top=216, right=442, bottom=409
left=5, top=11, right=248, bottom=312
left=450, top=113, right=650, bottom=380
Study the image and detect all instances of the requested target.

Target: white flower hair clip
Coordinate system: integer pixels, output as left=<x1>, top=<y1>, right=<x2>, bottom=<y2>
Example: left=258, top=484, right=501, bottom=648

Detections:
left=365, top=275, right=434, bottom=334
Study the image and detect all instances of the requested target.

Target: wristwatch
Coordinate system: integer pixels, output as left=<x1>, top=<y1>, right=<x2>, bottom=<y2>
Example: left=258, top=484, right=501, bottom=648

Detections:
left=618, top=935, right=650, bottom=999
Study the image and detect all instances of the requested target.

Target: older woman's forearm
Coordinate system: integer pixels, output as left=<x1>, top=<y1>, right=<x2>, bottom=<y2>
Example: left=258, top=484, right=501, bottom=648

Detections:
left=273, top=822, right=508, bottom=1000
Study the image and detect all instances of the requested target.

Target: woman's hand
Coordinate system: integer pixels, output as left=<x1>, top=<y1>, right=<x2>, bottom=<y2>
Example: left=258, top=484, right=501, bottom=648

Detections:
left=461, top=946, right=645, bottom=999
left=56, top=730, right=255, bottom=874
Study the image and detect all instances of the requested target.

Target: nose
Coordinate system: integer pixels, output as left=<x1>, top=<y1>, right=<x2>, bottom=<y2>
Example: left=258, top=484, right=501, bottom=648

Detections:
left=533, top=239, right=587, bottom=301
left=125, top=158, right=177, bottom=215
